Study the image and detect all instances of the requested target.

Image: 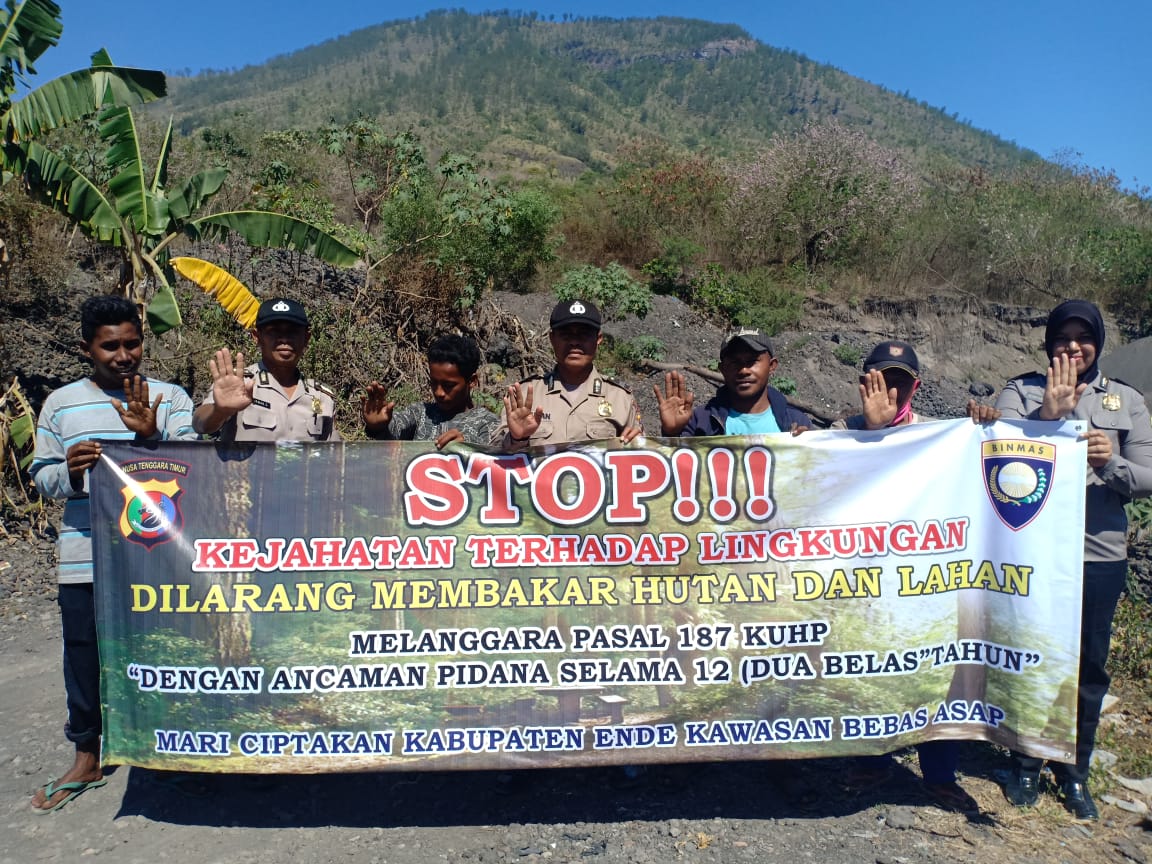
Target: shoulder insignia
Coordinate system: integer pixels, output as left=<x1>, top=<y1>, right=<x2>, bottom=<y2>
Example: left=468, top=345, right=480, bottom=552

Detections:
left=1106, top=375, right=1139, bottom=392
left=603, top=377, right=632, bottom=394
left=311, top=381, right=336, bottom=398
left=1006, top=372, right=1042, bottom=383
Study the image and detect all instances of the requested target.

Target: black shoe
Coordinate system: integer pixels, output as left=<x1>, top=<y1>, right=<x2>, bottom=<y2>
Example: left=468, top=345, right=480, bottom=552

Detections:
left=1003, top=769, right=1040, bottom=807
left=1059, top=780, right=1099, bottom=821
left=925, top=781, right=980, bottom=814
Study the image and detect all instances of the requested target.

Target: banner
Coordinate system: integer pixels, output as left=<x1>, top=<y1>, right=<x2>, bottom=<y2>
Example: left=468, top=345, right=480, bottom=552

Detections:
left=90, top=419, right=1086, bottom=773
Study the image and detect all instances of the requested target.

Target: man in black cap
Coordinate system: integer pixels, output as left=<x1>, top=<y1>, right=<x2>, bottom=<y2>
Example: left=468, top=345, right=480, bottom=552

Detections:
left=833, top=339, right=983, bottom=813
left=193, top=297, right=340, bottom=442
left=493, top=298, right=640, bottom=450
left=832, top=340, right=924, bottom=430
left=655, top=327, right=809, bottom=436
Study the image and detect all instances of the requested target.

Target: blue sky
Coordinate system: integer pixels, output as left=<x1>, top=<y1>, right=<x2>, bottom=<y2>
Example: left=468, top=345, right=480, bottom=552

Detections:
left=23, top=1, right=1152, bottom=193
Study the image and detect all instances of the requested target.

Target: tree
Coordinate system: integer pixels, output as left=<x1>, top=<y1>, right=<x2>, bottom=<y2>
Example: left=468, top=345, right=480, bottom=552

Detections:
left=729, top=120, right=920, bottom=271
left=324, top=118, right=558, bottom=303
left=0, top=2, right=165, bottom=165
left=9, top=102, right=359, bottom=333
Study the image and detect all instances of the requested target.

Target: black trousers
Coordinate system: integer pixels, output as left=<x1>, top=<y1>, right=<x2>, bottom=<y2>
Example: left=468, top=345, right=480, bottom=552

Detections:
left=60, top=583, right=101, bottom=754
left=1015, top=559, right=1128, bottom=783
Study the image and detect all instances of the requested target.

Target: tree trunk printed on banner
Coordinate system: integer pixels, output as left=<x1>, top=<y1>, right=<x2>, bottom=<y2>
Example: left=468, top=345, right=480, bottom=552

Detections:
left=212, top=456, right=254, bottom=666
left=946, top=591, right=987, bottom=703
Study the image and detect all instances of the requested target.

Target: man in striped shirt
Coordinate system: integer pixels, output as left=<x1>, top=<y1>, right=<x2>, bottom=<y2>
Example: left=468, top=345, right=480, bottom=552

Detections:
left=29, top=296, right=196, bottom=812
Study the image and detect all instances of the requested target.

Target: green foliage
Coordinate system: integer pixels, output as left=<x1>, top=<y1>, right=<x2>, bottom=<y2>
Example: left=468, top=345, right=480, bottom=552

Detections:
left=442, top=185, right=562, bottom=297
left=0, top=377, right=44, bottom=530
left=770, top=376, right=797, bottom=396
left=905, top=159, right=1152, bottom=309
left=554, top=262, right=652, bottom=320
left=609, top=143, right=730, bottom=266
left=729, top=120, right=921, bottom=271
left=159, top=12, right=1035, bottom=181
left=1128, top=499, right=1152, bottom=539
left=688, top=264, right=803, bottom=334
left=323, top=119, right=558, bottom=306
left=611, top=335, right=666, bottom=368
left=833, top=344, right=861, bottom=366
left=642, top=236, right=704, bottom=295
left=11, top=104, right=357, bottom=333
left=1110, top=592, right=1152, bottom=689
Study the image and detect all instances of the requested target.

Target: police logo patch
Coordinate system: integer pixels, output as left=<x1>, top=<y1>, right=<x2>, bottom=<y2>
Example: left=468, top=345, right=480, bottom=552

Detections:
left=570, top=301, right=585, bottom=314
left=119, top=478, right=183, bottom=549
left=981, top=439, right=1055, bottom=531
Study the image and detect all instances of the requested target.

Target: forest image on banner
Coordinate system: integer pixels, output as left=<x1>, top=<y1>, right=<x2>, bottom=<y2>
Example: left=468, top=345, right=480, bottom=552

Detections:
left=89, top=419, right=1086, bottom=773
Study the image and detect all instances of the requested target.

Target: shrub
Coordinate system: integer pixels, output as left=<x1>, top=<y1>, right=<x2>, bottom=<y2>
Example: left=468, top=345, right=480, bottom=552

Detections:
left=729, top=120, right=920, bottom=271
left=771, top=376, right=797, bottom=396
left=834, top=344, right=861, bottom=366
left=612, top=335, right=666, bottom=367
left=554, top=262, right=652, bottom=320
left=689, top=264, right=803, bottom=334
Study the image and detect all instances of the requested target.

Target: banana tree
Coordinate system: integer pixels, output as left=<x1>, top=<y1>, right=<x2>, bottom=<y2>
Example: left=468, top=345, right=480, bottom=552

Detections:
left=10, top=102, right=360, bottom=333
left=1, top=1, right=166, bottom=158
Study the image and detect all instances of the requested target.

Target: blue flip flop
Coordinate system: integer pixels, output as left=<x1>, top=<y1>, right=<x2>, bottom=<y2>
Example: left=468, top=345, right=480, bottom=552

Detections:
left=33, top=777, right=108, bottom=813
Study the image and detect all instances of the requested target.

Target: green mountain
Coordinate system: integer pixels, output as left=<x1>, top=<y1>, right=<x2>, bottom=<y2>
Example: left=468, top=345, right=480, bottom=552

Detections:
left=166, top=10, right=1037, bottom=177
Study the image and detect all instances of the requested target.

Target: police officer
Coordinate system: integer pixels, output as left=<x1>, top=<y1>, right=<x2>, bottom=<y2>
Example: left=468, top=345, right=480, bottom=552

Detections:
left=193, top=297, right=340, bottom=442
left=493, top=299, right=641, bottom=450
left=989, top=300, right=1152, bottom=820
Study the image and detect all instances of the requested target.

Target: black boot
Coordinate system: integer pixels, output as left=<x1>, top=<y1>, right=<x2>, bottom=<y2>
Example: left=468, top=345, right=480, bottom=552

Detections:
left=1059, top=780, right=1099, bottom=821
left=1003, top=769, right=1040, bottom=807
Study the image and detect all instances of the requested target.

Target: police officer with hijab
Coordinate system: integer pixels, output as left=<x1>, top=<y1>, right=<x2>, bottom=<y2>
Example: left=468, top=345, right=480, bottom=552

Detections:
left=991, top=299, right=1152, bottom=820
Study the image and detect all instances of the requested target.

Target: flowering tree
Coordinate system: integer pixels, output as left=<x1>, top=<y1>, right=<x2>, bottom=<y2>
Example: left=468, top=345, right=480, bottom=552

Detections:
left=729, top=120, right=920, bottom=271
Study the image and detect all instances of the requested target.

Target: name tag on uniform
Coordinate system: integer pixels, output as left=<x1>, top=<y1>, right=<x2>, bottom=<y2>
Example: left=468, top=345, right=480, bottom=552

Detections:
left=251, top=398, right=271, bottom=409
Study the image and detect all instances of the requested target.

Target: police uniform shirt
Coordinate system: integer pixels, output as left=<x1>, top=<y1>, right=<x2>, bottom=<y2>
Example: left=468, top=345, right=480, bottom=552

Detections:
left=493, top=365, right=640, bottom=450
left=203, top=362, right=340, bottom=442
left=995, top=370, right=1152, bottom=562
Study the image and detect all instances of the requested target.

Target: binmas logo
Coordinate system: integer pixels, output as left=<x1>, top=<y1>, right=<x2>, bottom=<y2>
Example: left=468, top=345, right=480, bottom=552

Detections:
left=118, top=478, right=184, bottom=549
left=981, top=439, right=1055, bottom=531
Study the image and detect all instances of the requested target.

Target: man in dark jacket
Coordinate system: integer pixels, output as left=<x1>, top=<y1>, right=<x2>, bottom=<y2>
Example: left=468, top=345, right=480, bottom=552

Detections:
left=655, top=328, right=809, bottom=436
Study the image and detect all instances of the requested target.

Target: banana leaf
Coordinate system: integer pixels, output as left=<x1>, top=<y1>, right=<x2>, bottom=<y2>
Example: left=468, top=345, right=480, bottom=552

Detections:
left=191, top=210, right=360, bottom=266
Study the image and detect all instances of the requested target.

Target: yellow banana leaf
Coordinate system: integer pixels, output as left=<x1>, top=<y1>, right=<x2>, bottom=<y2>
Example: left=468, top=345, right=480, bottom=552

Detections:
left=171, top=256, right=260, bottom=329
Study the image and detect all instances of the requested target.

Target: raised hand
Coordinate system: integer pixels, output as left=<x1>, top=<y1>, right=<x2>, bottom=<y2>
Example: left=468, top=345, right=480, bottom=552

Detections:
left=111, top=374, right=161, bottom=438
left=361, top=381, right=396, bottom=434
left=1040, top=352, right=1086, bottom=420
left=209, top=349, right=254, bottom=414
left=967, top=399, right=1001, bottom=424
left=504, top=382, right=543, bottom=441
left=859, top=369, right=898, bottom=430
left=653, top=371, right=695, bottom=436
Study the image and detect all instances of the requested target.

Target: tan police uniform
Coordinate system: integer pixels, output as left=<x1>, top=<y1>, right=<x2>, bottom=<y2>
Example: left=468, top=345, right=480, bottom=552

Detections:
left=203, top=362, right=340, bottom=442
left=493, top=365, right=640, bottom=451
